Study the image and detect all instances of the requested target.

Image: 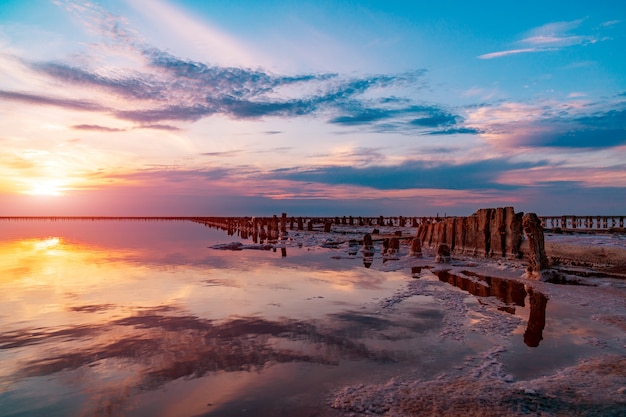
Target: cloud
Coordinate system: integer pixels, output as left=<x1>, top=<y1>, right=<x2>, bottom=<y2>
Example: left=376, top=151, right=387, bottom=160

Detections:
left=426, top=127, right=483, bottom=135
left=201, top=150, right=242, bottom=157
left=0, top=90, right=107, bottom=112
left=328, top=103, right=474, bottom=134
left=54, top=0, right=139, bottom=46
left=72, top=124, right=125, bottom=132
left=140, top=124, right=181, bottom=131
left=478, top=48, right=551, bottom=60
left=267, top=158, right=546, bottom=191
left=11, top=44, right=435, bottom=130
left=479, top=19, right=605, bottom=60
left=126, top=0, right=261, bottom=67
left=601, top=20, right=621, bottom=27
left=72, top=123, right=179, bottom=132
left=253, top=146, right=293, bottom=154
left=4, top=2, right=458, bottom=136
left=410, top=112, right=458, bottom=127
left=468, top=101, right=626, bottom=149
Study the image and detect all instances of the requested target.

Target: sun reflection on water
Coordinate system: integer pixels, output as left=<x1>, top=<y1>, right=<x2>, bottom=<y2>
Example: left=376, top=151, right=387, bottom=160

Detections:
left=0, top=223, right=430, bottom=416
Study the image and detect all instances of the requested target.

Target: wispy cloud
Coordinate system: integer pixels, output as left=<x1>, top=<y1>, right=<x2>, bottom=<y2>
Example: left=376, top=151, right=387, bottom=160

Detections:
left=72, top=123, right=180, bottom=132
left=200, top=150, right=242, bottom=157
left=1, top=48, right=445, bottom=133
left=0, top=90, right=107, bottom=112
left=2, top=1, right=484, bottom=138
left=479, top=19, right=604, bottom=60
left=126, top=0, right=261, bottom=67
left=601, top=20, right=621, bottom=27
left=478, top=48, right=553, bottom=60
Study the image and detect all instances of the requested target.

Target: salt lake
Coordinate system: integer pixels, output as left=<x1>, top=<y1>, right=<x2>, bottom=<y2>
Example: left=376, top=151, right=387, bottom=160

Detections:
left=1, top=220, right=625, bottom=416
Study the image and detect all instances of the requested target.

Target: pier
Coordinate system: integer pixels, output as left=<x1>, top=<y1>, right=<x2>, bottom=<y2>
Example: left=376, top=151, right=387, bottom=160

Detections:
left=1, top=214, right=624, bottom=234
left=538, top=215, right=625, bottom=232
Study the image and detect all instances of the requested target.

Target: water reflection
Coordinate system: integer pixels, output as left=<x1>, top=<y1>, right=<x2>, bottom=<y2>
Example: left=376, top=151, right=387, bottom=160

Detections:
left=434, top=270, right=527, bottom=314
left=432, top=269, right=548, bottom=347
left=0, top=221, right=424, bottom=416
left=2, top=308, right=410, bottom=416
left=524, top=288, right=549, bottom=347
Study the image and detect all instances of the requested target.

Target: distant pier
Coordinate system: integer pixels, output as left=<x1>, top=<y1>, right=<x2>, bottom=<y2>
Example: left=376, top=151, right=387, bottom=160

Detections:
left=1, top=214, right=624, bottom=233
left=538, top=215, right=625, bottom=232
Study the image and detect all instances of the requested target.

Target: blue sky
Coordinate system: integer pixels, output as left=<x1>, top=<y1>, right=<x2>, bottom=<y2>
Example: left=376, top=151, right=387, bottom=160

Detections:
left=0, top=0, right=624, bottom=216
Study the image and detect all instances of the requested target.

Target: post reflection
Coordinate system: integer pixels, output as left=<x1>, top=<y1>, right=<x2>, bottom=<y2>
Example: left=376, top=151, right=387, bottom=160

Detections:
left=432, top=269, right=549, bottom=347
left=524, top=287, right=549, bottom=347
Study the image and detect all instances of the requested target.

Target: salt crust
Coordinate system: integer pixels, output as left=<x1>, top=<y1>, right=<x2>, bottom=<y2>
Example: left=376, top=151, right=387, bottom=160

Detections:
left=212, top=226, right=626, bottom=416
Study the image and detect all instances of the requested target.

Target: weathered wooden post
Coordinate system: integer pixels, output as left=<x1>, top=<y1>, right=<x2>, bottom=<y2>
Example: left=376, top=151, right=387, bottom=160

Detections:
left=522, top=213, right=549, bottom=278
left=388, top=237, right=399, bottom=254
left=409, top=238, right=422, bottom=257
left=436, top=243, right=451, bottom=263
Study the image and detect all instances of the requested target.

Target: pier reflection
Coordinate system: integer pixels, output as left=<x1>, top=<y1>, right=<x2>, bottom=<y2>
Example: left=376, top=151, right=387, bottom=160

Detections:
left=433, top=270, right=548, bottom=347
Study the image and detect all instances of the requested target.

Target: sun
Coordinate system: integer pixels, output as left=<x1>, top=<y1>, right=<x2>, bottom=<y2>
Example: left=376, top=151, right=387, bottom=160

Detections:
left=24, top=180, right=66, bottom=196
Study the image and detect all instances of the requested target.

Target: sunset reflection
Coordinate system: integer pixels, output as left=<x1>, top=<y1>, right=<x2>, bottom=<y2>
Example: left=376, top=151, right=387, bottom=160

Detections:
left=0, top=221, right=433, bottom=416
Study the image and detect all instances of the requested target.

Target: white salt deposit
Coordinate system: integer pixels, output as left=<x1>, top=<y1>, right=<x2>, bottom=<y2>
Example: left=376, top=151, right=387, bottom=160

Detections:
left=213, top=226, right=626, bottom=416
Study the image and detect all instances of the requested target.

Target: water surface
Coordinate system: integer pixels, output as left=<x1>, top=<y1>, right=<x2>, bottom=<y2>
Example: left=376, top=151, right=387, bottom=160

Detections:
left=0, top=220, right=447, bottom=417
left=2, top=220, right=624, bottom=416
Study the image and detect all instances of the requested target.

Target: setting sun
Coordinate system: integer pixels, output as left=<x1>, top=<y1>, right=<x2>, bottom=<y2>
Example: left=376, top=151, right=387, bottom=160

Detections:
left=24, top=180, right=66, bottom=196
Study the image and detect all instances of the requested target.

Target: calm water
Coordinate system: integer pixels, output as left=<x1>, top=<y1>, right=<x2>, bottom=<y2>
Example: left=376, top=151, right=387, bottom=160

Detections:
left=1, top=220, right=624, bottom=417
left=0, top=220, right=455, bottom=417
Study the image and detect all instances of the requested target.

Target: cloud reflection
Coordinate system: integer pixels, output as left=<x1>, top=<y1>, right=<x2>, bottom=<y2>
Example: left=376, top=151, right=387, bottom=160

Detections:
left=1, top=308, right=409, bottom=415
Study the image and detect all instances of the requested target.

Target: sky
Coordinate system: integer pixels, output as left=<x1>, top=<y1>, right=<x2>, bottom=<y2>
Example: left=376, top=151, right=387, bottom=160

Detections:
left=0, top=0, right=625, bottom=216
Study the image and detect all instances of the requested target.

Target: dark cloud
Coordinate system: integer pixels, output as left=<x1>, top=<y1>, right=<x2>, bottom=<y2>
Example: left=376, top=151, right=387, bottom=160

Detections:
left=510, top=108, right=626, bottom=148
left=533, top=128, right=626, bottom=148
left=268, top=158, right=547, bottom=191
left=410, top=112, right=458, bottom=127
left=329, top=108, right=400, bottom=125
left=328, top=103, right=473, bottom=134
left=0, top=90, right=107, bottom=112
left=73, top=124, right=125, bottom=132
left=427, top=127, right=483, bottom=135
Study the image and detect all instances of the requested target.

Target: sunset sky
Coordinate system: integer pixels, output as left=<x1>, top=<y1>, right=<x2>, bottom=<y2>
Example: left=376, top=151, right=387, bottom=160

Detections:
left=1, top=0, right=625, bottom=216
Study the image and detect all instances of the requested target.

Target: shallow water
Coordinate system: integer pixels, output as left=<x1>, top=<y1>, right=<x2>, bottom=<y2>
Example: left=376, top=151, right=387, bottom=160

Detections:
left=0, top=220, right=450, bottom=417
left=1, top=220, right=625, bottom=417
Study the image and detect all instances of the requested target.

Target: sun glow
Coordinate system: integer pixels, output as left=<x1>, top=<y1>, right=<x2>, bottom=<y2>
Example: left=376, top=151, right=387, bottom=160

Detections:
left=23, top=179, right=67, bottom=196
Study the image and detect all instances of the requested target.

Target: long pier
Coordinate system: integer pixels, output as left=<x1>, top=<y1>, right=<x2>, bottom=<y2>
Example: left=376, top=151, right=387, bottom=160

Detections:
left=1, top=214, right=624, bottom=233
left=538, top=215, right=625, bottom=232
